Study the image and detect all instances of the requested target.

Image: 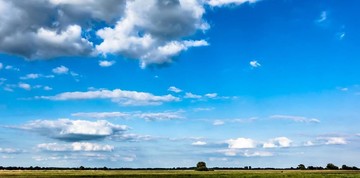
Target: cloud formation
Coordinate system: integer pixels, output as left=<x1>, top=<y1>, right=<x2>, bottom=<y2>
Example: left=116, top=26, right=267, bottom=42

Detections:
left=37, top=142, right=114, bottom=152
left=0, top=0, right=258, bottom=67
left=14, top=119, right=128, bottom=142
left=263, top=137, right=292, bottom=148
left=37, top=88, right=180, bottom=106
left=270, top=115, right=320, bottom=123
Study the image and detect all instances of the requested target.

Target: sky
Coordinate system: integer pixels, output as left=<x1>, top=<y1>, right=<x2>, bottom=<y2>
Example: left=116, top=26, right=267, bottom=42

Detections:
left=0, top=0, right=360, bottom=168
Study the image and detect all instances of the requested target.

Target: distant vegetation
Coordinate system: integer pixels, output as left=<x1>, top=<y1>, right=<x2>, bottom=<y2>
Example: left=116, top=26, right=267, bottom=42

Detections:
left=0, top=162, right=358, bottom=171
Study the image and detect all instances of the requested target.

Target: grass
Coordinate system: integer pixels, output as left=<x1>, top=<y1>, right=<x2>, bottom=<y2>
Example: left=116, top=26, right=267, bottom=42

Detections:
left=0, top=170, right=360, bottom=178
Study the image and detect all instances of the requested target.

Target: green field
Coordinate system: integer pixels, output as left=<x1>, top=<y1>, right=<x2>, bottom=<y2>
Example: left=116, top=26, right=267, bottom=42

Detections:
left=0, top=170, right=359, bottom=178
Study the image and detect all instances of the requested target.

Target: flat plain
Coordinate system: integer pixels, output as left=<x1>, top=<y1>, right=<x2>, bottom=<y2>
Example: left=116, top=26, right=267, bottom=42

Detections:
left=0, top=170, right=360, bottom=178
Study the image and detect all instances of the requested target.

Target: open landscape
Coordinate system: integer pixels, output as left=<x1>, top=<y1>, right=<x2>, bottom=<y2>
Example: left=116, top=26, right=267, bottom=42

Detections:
left=1, top=0, right=359, bottom=177
left=0, top=170, right=360, bottom=178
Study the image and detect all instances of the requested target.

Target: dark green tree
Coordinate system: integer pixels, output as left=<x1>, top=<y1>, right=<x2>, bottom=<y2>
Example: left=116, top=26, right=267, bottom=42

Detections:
left=195, top=161, right=209, bottom=171
left=326, top=163, right=339, bottom=170
left=297, top=164, right=306, bottom=170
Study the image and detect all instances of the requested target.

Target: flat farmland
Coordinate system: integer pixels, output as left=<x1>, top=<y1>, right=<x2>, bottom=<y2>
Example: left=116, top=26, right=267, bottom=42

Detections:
left=0, top=170, right=359, bottom=178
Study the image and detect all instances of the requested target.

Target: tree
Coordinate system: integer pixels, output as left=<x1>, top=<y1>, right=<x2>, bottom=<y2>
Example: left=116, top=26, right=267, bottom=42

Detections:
left=195, top=161, right=209, bottom=171
left=326, top=163, right=339, bottom=170
left=297, top=164, right=306, bottom=170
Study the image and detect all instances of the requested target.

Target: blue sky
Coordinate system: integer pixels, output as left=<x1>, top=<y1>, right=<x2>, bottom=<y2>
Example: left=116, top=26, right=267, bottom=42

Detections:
left=0, top=0, right=360, bottom=168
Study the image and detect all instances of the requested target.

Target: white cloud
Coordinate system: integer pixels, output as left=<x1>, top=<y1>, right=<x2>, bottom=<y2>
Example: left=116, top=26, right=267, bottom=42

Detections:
left=5, top=65, right=20, bottom=71
left=324, top=137, right=347, bottom=145
left=134, top=111, right=184, bottom=121
left=270, top=115, right=320, bottom=123
left=44, top=86, right=53, bottom=91
left=192, top=141, right=207, bottom=146
left=37, top=89, right=180, bottom=106
left=213, top=120, right=225, bottom=126
left=52, top=65, right=69, bottom=74
left=0, top=63, right=2, bottom=70
left=168, top=86, right=182, bottom=93
left=99, top=60, right=116, bottom=67
left=250, top=60, right=261, bottom=68
left=263, top=137, right=292, bottom=148
left=227, top=138, right=257, bottom=149
left=207, top=0, right=259, bottom=7
left=244, top=150, right=273, bottom=157
left=38, top=142, right=114, bottom=152
left=317, top=11, right=327, bottom=23
left=72, top=112, right=129, bottom=119
left=0, top=147, right=22, bottom=154
left=18, top=83, right=31, bottom=90
left=20, top=73, right=55, bottom=80
left=205, top=93, right=218, bottom=98
left=193, top=107, right=214, bottom=112
left=184, top=92, right=202, bottom=99
left=15, top=119, right=128, bottom=142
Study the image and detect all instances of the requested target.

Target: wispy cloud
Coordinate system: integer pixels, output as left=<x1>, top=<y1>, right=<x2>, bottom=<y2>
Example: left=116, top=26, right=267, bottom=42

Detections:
left=37, top=142, right=114, bottom=152
left=207, top=0, right=260, bottom=7
left=72, top=112, right=130, bottom=119
left=37, top=89, right=180, bottom=106
left=317, top=11, right=327, bottom=23
left=270, top=115, right=320, bottom=123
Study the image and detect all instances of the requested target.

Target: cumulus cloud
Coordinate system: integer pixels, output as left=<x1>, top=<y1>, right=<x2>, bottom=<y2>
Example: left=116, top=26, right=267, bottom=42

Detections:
left=52, top=65, right=69, bottom=74
left=18, top=83, right=31, bottom=90
left=13, top=119, right=128, bottom=142
left=270, top=115, right=320, bottom=123
left=72, top=112, right=129, bottom=119
left=20, top=73, right=54, bottom=80
left=227, top=138, right=257, bottom=149
left=205, top=93, right=218, bottom=98
left=207, top=0, right=260, bottom=7
left=168, top=86, right=182, bottom=93
left=263, top=137, right=292, bottom=148
left=99, top=60, right=115, bottom=67
left=37, top=142, right=114, bottom=152
left=37, top=88, right=180, bottom=106
left=0, top=0, right=260, bottom=67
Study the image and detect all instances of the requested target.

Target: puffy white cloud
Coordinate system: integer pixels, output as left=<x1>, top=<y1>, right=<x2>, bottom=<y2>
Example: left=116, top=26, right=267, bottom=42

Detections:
left=20, top=73, right=40, bottom=80
left=192, top=141, right=207, bottom=146
left=324, top=137, right=347, bottom=145
left=250, top=60, right=261, bottom=68
left=72, top=112, right=129, bottom=119
left=37, top=142, right=114, bottom=152
left=227, top=138, right=257, bottom=149
left=15, top=119, right=128, bottom=142
left=0, top=0, right=262, bottom=67
left=99, top=60, right=115, bottom=67
left=18, top=83, right=31, bottom=90
left=5, top=65, right=20, bottom=71
left=263, top=137, right=292, bottom=148
left=52, top=65, right=69, bottom=74
left=168, top=86, right=182, bottom=93
left=207, top=0, right=259, bottom=7
left=270, top=115, right=320, bottom=123
left=38, top=89, right=180, bottom=106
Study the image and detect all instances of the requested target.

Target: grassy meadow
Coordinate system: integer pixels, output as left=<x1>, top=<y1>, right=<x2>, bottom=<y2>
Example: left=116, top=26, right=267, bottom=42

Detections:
left=0, top=170, right=359, bottom=178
